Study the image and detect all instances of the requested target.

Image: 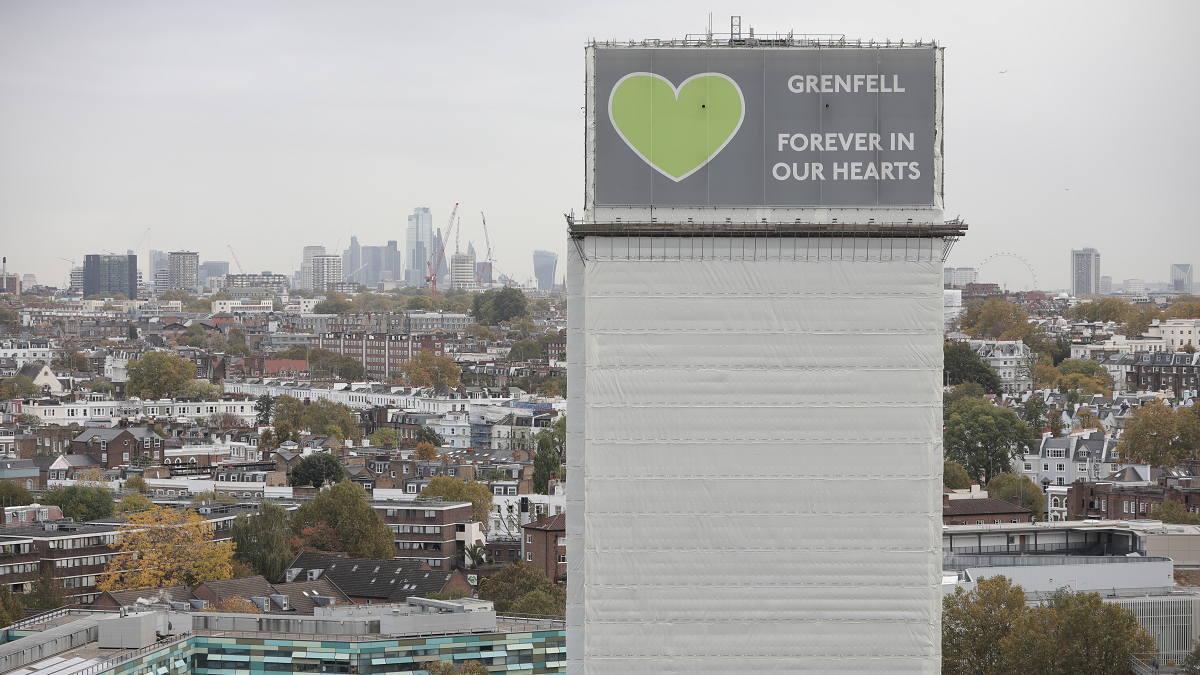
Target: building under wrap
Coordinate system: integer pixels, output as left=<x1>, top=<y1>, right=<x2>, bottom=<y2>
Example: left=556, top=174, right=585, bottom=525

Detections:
left=568, top=34, right=962, bottom=674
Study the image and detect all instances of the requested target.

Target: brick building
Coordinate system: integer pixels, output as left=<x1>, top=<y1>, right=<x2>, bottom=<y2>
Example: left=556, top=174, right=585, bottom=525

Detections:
left=942, top=494, right=1032, bottom=525
left=373, top=499, right=477, bottom=569
left=1125, top=351, right=1200, bottom=399
left=312, top=333, right=444, bottom=380
left=72, top=427, right=166, bottom=469
left=522, top=513, right=566, bottom=582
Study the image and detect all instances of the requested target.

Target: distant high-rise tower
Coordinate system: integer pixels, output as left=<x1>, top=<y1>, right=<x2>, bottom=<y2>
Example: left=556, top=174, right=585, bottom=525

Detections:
left=406, top=208, right=434, bottom=285
left=167, top=251, right=199, bottom=291
left=69, top=267, right=85, bottom=293
left=450, top=251, right=476, bottom=290
left=343, top=236, right=362, bottom=283
left=311, top=255, right=343, bottom=292
left=1070, top=248, right=1101, bottom=296
left=533, top=250, right=558, bottom=291
left=300, top=246, right=326, bottom=290
left=84, top=253, right=138, bottom=299
left=1171, top=264, right=1194, bottom=293
left=1100, top=276, right=1112, bottom=295
left=198, top=261, right=230, bottom=287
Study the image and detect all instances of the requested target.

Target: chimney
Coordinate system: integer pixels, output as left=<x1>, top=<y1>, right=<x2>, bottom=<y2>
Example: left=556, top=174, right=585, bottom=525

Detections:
left=1011, top=495, right=1023, bottom=506
left=943, top=493, right=950, bottom=508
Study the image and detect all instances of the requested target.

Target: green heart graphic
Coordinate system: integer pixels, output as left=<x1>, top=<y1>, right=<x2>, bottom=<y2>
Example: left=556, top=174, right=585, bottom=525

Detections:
left=608, top=72, right=745, bottom=182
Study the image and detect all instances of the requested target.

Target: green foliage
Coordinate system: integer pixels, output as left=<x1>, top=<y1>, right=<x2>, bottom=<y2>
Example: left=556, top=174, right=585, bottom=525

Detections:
left=326, top=354, right=365, bottom=380
left=472, top=287, right=528, bottom=326
left=91, top=379, right=115, bottom=394
left=290, top=454, right=345, bottom=488
left=0, top=584, right=24, bottom=628
left=478, top=562, right=565, bottom=617
left=1119, top=402, right=1200, bottom=467
left=943, top=461, right=971, bottom=490
left=368, top=428, right=399, bottom=447
left=272, top=395, right=358, bottom=439
left=944, top=398, right=1035, bottom=482
left=291, top=481, right=394, bottom=558
left=1018, top=394, right=1049, bottom=432
left=415, top=426, right=446, bottom=447
left=42, top=485, right=115, bottom=522
left=0, top=308, right=19, bottom=329
left=23, top=568, right=68, bottom=611
left=158, top=289, right=193, bottom=304
left=532, top=417, right=566, bottom=494
left=0, top=375, right=41, bottom=399
left=254, top=395, right=273, bottom=426
left=126, top=351, right=196, bottom=399
left=312, top=299, right=352, bottom=314
left=944, top=342, right=1002, bottom=395
left=506, top=339, right=543, bottom=362
left=1152, top=499, right=1200, bottom=525
left=117, top=491, right=154, bottom=513
left=944, top=382, right=986, bottom=414
left=418, top=476, right=494, bottom=534
left=0, top=481, right=35, bottom=507
left=182, top=379, right=222, bottom=399
left=941, top=575, right=1029, bottom=675
left=232, top=501, right=293, bottom=583
left=1008, top=587, right=1156, bottom=675
left=985, top=473, right=1044, bottom=520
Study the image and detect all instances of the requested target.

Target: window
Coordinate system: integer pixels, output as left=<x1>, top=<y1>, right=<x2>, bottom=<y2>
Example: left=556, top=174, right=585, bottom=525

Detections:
left=1043, top=464, right=1049, bottom=471
left=406, top=484, right=417, bottom=493
left=1052, top=497, right=1060, bottom=508
left=1140, top=503, right=1146, bottom=513
left=526, top=534, right=533, bottom=544
left=1024, top=463, right=1032, bottom=471
left=425, top=510, right=436, bottom=518
left=1124, top=501, right=1129, bottom=513
left=1056, top=464, right=1065, bottom=472
left=122, top=453, right=129, bottom=461
left=557, top=537, right=566, bottom=547
left=558, top=554, right=567, bottom=564
left=976, top=520, right=984, bottom=525
left=1101, top=501, right=1107, bottom=512
left=526, top=552, right=532, bottom=561
left=1010, top=519, right=1020, bottom=524
left=1056, top=477, right=1064, bottom=485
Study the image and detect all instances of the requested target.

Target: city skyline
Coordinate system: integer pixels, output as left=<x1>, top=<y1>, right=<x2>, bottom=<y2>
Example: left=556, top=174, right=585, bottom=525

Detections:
left=1, top=2, right=1197, bottom=292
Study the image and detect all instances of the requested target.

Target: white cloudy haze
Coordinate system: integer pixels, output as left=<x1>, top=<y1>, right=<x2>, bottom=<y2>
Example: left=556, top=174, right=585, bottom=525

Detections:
left=1, top=1, right=1196, bottom=292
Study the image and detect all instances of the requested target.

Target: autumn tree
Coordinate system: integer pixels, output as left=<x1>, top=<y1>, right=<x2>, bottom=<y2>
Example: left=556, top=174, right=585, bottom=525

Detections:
left=125, top=475, right=149, bottom=494
left=0, top=375, right=40, bottom=399
left=507, top=339, right=543, bottom=362
left=23, top=568, right=68, bottom=611
left=943, top=461, right=971, bottom=490
left=117, top=491, right=154, bottom=513
left=231, top=501, right=293, bottom=583
left=1151, top=499, right=1200, bottom=525
left=203, top=596, right=263, bottom=614
left=944, top=398, right=1035, bottom=482
left=0, top=585, right=23, bottom=628
left=0, top=481, right=35, bottom=507
left=290, top=453, right=345, bottom=488
left=98, top=506, right=236, bottom=591
left=418, top=476, right=494, bottom=534
left=272, top=395, right=358, bottom=439
left=414, top=441, right=439, bottom=461
left=426, top=660, right=490, bottom=675
left=1032, top=364, right=1061, bottom=389
left=478, top=562, right=565, bottom=617
left=1002, top=588, right=1155, bottom=675
left=290, top=481, right=393, bottom=558
left=1073, top=408, right=1101, bottom=431
left=942, top=575, right=1028, bottom=675
left=289, top=522, right=341, bottom=554
left=1119, top=402, right=1190, bottom=466
left=126, top=351, right=196, bottom=399
left=401, top=351, right=461, bottom=389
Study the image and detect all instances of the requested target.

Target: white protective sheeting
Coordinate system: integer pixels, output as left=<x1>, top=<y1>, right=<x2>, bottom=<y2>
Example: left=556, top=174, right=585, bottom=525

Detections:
left=567, top=237, right=944, bottom=674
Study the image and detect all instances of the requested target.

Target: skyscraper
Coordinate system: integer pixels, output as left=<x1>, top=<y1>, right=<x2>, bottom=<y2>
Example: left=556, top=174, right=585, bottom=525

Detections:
left=167, top=251, right=200, bottom=291
left=532, top=250, right=558, bottom=291
left=405, top=208, right=434, bottom=285
left=311, top=255, right=343, bottom=292
left=199, top=261, right=230, bottom=287
left=450, top=251, right=475, bottom=290
left=83, top=254, right=138, bottom=299
left=301, top=246, right=326, bottom=290
left=343, top=236, right=362, bottom=283
left=1070, top=248, right=1101, bottom=296
left=1100, top=276, right=1113, bottom=295
left=1171, top=264, right=1194, bottom=293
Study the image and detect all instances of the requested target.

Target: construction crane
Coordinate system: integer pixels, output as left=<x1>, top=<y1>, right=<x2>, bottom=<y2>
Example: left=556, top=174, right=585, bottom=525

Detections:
left=128, top=227, right=151, bottom=251
left=343, top=263, right=368, bottom=282
left=227, top=245, right=245, bottom=274
left=425, top=202, right=458, bottom=301
left=59, top=257, right=76, bottom=266
left=478, top=212, right=495, bottom=287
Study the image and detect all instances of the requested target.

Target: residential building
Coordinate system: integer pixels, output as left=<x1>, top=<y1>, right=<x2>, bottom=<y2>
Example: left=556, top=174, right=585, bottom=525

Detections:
left=532, top=250, right=558, bottom=291
left=1144, top=318, right=1200, bottom=351
left=967, top=338, right=1034, bottom=393
left=1123, top=278, right=1147, bottom=296
left=942, top=493, right=1032, bottom=525
left=167, top=251, right=200, bottom=291
left=83, top=254, right=138, bottom=300
left=225, top=272, right=288, bottom=294
left=406, top=311, right=473, bottom=332
left=1100, top=275, right=1113, bottom=295
left=311, top=255, right=342, bottom=292
left=1125, top=351, right=1200, bottom=398
left=1172, top=263, right=1194, bottom=294
left=943, top=267, right=977, bottom=287
left=312, top=333, right=444, bottom=380
left=280, top=550, right=469, bottom=598
left=522, top=513, right=566, bottom=581
left=300, top=245, right=326, bottom=290
left=71, top=427, right=166, bottom=469
left=212, top=299, right=273, bottom=314
left=198, top=261, right=230, bottom=286
left=1017, top=431, right=1123, bottom=502
left=450, top=251, right=475, bottom=290
left=373, top=501, right=478, bottom=568
left=1071, top=247, right=1102, bottom=296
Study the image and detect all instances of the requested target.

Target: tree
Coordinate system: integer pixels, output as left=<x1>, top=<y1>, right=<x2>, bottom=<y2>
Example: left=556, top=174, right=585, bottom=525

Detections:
left=943, top=461, right=971, bottom=490
left=231, top=501, right=293, bottom=583
left=126, top=351, right=196, bottom=399
left=507, top=339, right=543, bottom=362
left=1119, top=402, right=1186, bottom=466
left=1018, top=394, right=1049, bottom=432
left=426, top=661, right=490, bottom=675
left=91, top=379, right=115, bottom=394
left=419, top=476, right=494, bottom=534
left=944, top=382, right=986, bottom=413
left=128, top=323, right=138, bottom=341
left=117, top=492, right=154, bottom=513
left=0, top=585, right=24, bottom=628
left=290, top=481, right=394, bottom=558
left=464, top=542, right=488, bottom=568
left=204, top=596, right=264, bottom=614
left=415, top=426, right=446, bottom=447
left=1032, top=364, right=1061, bottom=389
left=1002, top=588, right=1156, bottom=675
left=98, top=506, right=236, bottom=591
left=326, top=354, right=365, bottom=380
left=415, top=441, right=439, bottom=460
left=532, top=441, right=557, bottom=495
left=942, top=575, right=1027, bottom=675
left=472, top=287, right=528, bottom=326
left=1182, top=641, right=1200, bottom=675
left=158, top=289, right=193, bottom=304
left=985, top=473, right=1044, bottom=521
left=190, top=490, right=238, bottom=506
left=288, top=521, right=341, bottom=554
left=42, top=486, right=115, bottom=522
left=944, top=398, right=1035, bottom=482
left=23, top=568, right=68, bottom=611
left=478, top=562, right=565, bottom=617
left=254, top=395, right=274, bottom=426
left=0, top=481, right=34, bottom=507
left=1152, top=499, right=1200, bottom=525
left=0, top=375, right=41, bottom=399
left=944, top=342, right=1002, bottom=395
left=206, top=411, right=246, bottom=428
left=401, top=351, right=461, bottom=389
left=0, top=308, right=19, bottom=329
left=182, top=380, right=222, bottom=399
left=312, top=298, right=352, bottom=314
left=290, top=454, right=345, bottom=488
left=368, top=428, right=399, bottom=447
left=272, top=395, right=358, bottom=439
left=1073, top=408, right=1100, bottom=430
left=1057, top=372, right=1112, bottom=397
left=124, top=475, right=150, bottom=494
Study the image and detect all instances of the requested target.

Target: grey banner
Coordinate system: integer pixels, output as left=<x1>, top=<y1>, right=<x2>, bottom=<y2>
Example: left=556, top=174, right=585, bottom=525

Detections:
left=595, top=48, right=936, bottom=207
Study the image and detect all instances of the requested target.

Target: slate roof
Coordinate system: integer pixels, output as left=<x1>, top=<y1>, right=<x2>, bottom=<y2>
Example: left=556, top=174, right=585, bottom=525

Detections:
left=196, top=575, right=277, bottom=604
left=523, top=513, right=565, bottom=533
left=73, top=427, right=163, bottom=443
left=271, top=578, right=353, bottom=613
left=280, top=551, right=454, bottom=601
left=943, top=498, right=1031, bottom=517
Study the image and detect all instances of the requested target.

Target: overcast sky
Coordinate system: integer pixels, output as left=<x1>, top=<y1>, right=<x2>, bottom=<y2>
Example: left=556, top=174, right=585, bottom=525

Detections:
left=1, top=1, right=1196, bottom=292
